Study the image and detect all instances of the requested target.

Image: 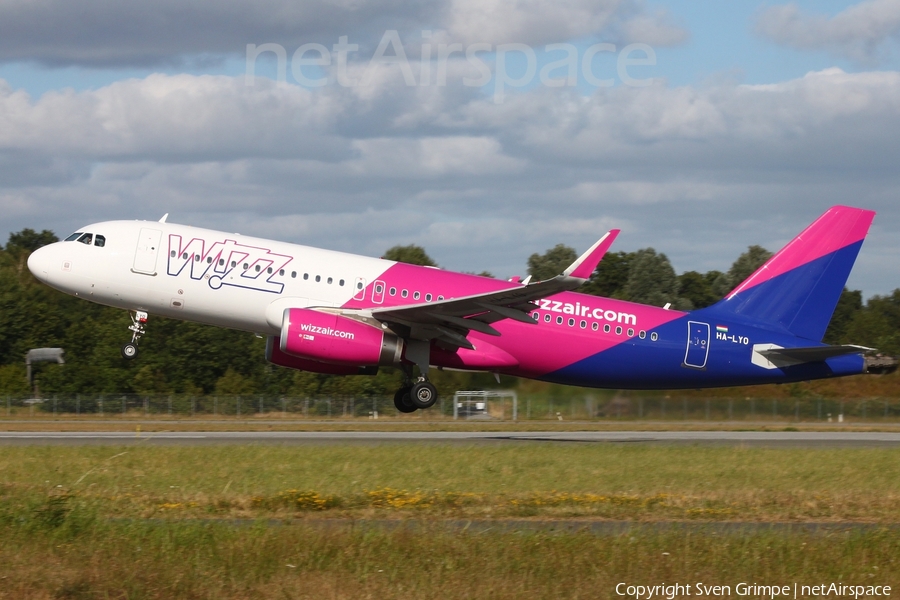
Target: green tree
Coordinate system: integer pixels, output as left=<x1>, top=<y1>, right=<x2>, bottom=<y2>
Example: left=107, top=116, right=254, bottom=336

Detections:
left=842, top=290, right=900, bottom=355
left=823, top=288, right=863, bottom=344
left=713, top=245, right=773, bottom=297
left=581, top=251, right=633, bottom=298
left=678, top=271, right=718, bottom=309
left=5, top=229, right=58, bottom=255
left=383, top=245, right=437, bottom=267
left=527, top=244, right=576, bottom=281
left=620, top=249, right=686, bottom=308
left=214, top=367, right=258, bottom=396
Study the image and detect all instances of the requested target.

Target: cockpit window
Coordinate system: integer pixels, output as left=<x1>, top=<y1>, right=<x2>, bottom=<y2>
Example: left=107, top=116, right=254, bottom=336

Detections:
left=65, top=232, right=82, bottom=242
left=77, top=233, right=93, bottom=245
left=94, top=235, right=106, bottom=247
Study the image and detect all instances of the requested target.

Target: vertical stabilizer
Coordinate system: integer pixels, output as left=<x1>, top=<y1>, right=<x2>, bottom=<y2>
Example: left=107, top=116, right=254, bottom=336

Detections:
left=707, top=206, right=875, bottom=342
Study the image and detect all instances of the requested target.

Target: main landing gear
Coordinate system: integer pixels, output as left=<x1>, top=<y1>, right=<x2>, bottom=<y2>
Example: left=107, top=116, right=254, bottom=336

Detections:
left=393, top=339, right=439, bottom=413
left=392, top=378, right=439, bottom=413
left=121, top=310, right=148, bottom=359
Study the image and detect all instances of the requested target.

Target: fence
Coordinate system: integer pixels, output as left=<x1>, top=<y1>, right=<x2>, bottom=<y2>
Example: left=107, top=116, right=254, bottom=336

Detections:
left=3, top=394, right=900, bottom=422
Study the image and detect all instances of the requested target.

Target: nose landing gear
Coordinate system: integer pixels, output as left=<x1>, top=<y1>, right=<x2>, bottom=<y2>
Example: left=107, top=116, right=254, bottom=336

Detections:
left=121, top=311, right=148, bottom=359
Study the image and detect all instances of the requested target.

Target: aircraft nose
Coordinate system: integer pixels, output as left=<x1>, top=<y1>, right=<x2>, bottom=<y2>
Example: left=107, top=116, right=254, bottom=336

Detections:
left=27, top=245, right=52, bottom=282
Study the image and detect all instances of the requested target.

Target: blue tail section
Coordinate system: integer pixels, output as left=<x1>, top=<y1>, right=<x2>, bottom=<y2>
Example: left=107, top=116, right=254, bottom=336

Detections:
left=703, top=206, right=875, bottom=342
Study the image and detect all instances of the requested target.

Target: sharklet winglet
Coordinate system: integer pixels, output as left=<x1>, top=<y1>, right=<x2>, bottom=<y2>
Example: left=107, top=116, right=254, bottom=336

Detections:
left=563, top=229, right=620, bottom=281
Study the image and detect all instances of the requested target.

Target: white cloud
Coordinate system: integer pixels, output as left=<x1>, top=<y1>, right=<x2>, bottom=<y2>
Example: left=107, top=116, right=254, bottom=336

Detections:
left=1, top=66, right=899, bottom=294
left=756, top=0, right=900, bottom=63
left=619, top=10, right=690, bottom=47
left=0, top=0, right=687, bottom=67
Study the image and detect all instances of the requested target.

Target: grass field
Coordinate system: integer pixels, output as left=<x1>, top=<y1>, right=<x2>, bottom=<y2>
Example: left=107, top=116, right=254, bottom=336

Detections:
left=1, top=444, right=898, bottom=598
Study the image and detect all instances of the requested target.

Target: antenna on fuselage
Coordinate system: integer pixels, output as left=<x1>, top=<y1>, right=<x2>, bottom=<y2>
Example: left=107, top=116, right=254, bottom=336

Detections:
left=159, top=213, right=169, bottom=223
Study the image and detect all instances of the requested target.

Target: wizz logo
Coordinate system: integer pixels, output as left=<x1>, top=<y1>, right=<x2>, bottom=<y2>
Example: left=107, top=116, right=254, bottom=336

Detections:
left=167, top=235, right=293, bottom=294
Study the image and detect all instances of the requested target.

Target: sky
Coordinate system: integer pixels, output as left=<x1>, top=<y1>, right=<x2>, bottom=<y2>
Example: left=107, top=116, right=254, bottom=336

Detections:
left=1, top=0, right=899, bottom=297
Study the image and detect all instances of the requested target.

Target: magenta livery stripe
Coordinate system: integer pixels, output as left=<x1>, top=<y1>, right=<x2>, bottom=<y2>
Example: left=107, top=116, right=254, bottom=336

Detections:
left=727, top=206, right=874, bottom=299
left=487, top=294, right=684, bottom=377
left=340, top=261, right=686, bottom=377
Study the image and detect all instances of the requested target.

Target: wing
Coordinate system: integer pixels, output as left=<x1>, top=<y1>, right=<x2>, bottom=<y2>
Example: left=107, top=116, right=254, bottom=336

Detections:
left=340, top=229, right=619, bottom=349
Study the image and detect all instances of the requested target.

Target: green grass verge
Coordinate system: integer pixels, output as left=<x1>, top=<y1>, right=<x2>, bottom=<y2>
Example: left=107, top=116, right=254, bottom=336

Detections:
left=2, top=444, right=899, bottom=598
left=2, top=444, right=899, bottom=521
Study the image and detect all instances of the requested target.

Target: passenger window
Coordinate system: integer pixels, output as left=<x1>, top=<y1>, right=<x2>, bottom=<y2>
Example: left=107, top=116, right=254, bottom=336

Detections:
left=604, top=324, right=611, bottom=333
left=556, top=316, right=563, bottom=325
left=639, top=330, right=646, bottom=339
left=651, top=332, right=659, bottom=341
left=94, top=235, right=105, bottom=247
left=616, top=326, right=623, bottom=335
left=390, top=287, right=396, bottom=296
left=592, top=322, right=599, bottom=331
left=544, top=314, right=551, bottom=323
left=207, top=256, right=213, bottom=264
left=402, top=290, right=408, bottom=298
left=291, top=271, right=297, bottom=278
left=267, top=267, right=273, bottom=274
left=304, top=273, right=309, bottom=280
left=627, top=328, right=634, bottom=337
left=425, top=293, right=432, bottom=302
left=220, top=259, right=226, bottom=266
left=170, top=250, right=176, bottom=257
left=413, top=291, right=420, bottom=300
left=280, top=269, right=285, bottom=276
left=77, top=233, right=93, bottom=245
left=315, top=275, right=321, bottom=282
left=339, top=279, right=344, bottom=286
left=327, top=277, right=333, bottom=284
left=580, top=320, right=586, bottom=329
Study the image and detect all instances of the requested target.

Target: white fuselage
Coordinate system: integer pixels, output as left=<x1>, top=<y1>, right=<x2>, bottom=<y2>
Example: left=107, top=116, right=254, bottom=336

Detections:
left=27, top=220, right=400, bottom=334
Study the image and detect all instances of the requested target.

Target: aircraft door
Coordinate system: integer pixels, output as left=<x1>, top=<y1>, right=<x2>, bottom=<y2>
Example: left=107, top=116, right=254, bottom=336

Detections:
left=352, top=277, right=366, bottom=301
left=133, top=228, right=162, bottom=275
left=372, top=280, right=386, bottom=304
left=683, top=321, right=710, bottom=369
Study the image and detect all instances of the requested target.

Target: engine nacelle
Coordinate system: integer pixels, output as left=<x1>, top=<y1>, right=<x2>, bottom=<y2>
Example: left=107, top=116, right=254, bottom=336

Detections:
left=265, top=336, right=378, bottom=375
left=279, top=308, right=403, bottom=367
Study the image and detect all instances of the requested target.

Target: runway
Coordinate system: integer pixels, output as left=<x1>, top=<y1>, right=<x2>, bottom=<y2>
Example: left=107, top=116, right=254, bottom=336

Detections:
left=1, top=430, right=900, bottom=446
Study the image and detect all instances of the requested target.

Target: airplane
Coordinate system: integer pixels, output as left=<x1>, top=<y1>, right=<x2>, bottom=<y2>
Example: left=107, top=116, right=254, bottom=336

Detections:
left=26, top=205, right=895, bottom=413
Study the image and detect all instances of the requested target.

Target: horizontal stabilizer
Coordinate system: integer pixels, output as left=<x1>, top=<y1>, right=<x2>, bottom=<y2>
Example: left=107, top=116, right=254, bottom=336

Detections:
left=759, top=344, right=872, bottom=363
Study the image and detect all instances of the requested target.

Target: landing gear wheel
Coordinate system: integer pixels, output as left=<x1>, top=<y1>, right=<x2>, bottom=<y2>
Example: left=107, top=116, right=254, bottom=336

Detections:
left=393, top=386, right=417, bottom=413
left=121, top=343, right=139, bottom=359
left=409, top=381, right=438, bottom=409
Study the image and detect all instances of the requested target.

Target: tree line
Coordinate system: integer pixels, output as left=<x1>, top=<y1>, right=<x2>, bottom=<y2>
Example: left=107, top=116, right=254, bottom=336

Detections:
left=1, top=229, right=898, bottom=398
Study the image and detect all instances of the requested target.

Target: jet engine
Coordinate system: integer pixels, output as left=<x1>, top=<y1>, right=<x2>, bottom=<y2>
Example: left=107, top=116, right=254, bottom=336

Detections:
left=277, top=308, right=403, bottom=367
left=265, top=336, right=379, bottom=375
